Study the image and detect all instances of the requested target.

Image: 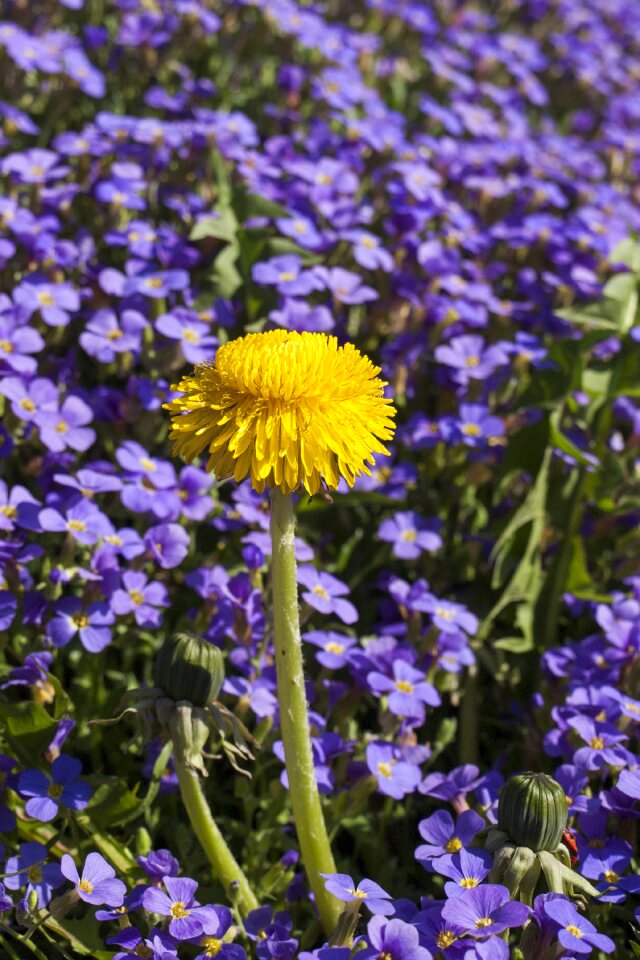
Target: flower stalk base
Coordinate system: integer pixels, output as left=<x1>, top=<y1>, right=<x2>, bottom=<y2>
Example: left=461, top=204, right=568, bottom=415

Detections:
left=270, top=489, right=340, bottom=935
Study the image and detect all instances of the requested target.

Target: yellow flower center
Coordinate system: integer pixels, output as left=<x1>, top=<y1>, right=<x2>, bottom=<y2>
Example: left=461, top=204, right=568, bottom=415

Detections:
left=165, top=330, right=395, bottom=496
left=566, top=925, right=583, bottom=938
left=435, top=606, right=455, bottom=621
left=139, top=456, right=156, bottom=471
left=67, top=519, right=87, bottom=532
left=348, top=889, right=367, bottom=900
left=325, top=641, right=345, bottom=654
left=55, top=420, right=68, bottom=433
left=278, top=272, right=296, bottom=282
left=201, top=937, right=222, bottom=956
left=0, top=504, right=16, bottom=518
left=78, top=879, right=94, bottom=894
left=395, top=679, right=414, bottom=693
left=135, top=947, right=153, bottom=959
left=436, top=931, right=456, bottom=949
left=107, top=328, right=123, bottom=340
left=377, top=762, right=393, bottom=779
left=28, top=865, right=43, bottom=883
left=72, top=613, right=89, bottom=629
left=461, top=423, right=481, bottom=436
left=170, top=901, right=190, bottom=919
left=20, top=398, right=36, bottom=412
left=400, top=529, right=417, bottom=541
left=475, top=917, right=492, bottom=928
left=37, top=291, right=55, bottom=306
left=312, top=585, right=330, bottom=600
left=624, top=702, right=640, bottom=714
left=0, top=339, right=12, bottom=353
left=104, top=535, right=123, bottom=546
left=589, top=737, right=605, bottom=750
left=460, top=877, right=479, bottom=888
left=464, top=356, right=480, bottom=368
left=362, top=236, right=376, bottom=248
left=604, top=870, right=619, bottom=883
left=145, top=277, right=164, bottom=289
left=183, top=328, right=200, bottom=344
left=48, top=783, right=63, bottom=799
left=129, top=589, right=145, bottom=606
left=445, top=837, right=462, bottom=853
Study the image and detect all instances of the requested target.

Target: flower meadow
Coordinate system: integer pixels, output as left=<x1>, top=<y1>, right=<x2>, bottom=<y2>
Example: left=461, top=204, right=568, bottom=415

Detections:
left=2, top=0, right=640, bottom=958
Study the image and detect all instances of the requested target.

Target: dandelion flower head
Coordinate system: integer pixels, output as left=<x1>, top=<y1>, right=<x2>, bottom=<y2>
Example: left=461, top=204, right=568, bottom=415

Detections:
left=164, top=330, right=396, bottom=495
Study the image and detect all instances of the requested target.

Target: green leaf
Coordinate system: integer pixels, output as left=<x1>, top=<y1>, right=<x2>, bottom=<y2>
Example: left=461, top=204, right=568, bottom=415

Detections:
left=549, top=417, right=598, bottom=468
left=212, top=242, right=242, bottom=298
left=190, top=209, right=238, bottom=243
left=231, top=187, right=290, bottom=222
left=609, top=238, right=640, bottom=271
left=86, top=778, right=143, bottom=829
left=493, top=634, right=534, bottom=653
left=565, top=536, right=592, bottom=593
left=0, top=700, right=58, bottom=763
left=603, top=272, right=637, bottom=303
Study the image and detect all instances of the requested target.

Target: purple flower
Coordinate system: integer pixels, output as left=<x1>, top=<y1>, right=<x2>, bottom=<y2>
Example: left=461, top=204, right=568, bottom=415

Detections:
left=304, top=630, right=357, bottom=669
left=252, top=255, right=322, bottom=296
left=5, top=841, right=64, bottom=907
left=1, top=149, right=68, bottom=184
left=39, top=499, right=111, bottom=545
left=110, top=570, right=169, bottom=627
left=0, top=315, right=44, bottom=373
left=367, top=660, right=440, bottom=720
left=144, top=523, right=190, bottom=568
left=435, top=336, right=509, bottom=386
left=342, top=231, right=394, bottom=272
left=142, top=876, right=216, bottom=940
left=123, top=270, right=189, bottom=299
left=297, top=566, right=357, bottom=624
left=366, top=742, right=421, bottom=799
left=359, top=916, right=431, bottom=960
left=46, top=598, right=115, bottom=653
left=14, top=281, right=79, bottom=327
left=543, top=898, right=615, bottom=954
left=415, top=809, right=485, bottom=864
left=106, top=926, right=178, bottom=960
left=320, top=874, right=394, bottom=916
left=137, top=849, right=180, bottom=882
left=413, top=595, right=478, bottom=636
left=567, top=715, right=629, bottom=770
left=61, top=852, right=126, bottom=907
left=18, top=755, right=92, bottom=822
left=433, top=848, right=493, bottom=897
left=378, top=511, right=442, bottom=560
left=156, top=311, right=218, bottom=364
left=0, top=376, right=58, bottom=421
left=196, top=905, right=247, bottom=960
left=441, top=885, right=530, bottom=938
left=313, top=266, right=378, bottom=304
left=0, top=882, right=12, bottom=913
left=80, top=309, right=147, bottom=362
left=37, top=396, right=96, bottom=453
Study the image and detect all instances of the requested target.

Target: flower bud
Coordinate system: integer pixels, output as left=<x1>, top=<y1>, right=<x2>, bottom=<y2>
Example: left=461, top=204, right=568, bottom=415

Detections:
left=153, top=632, right=224, bottom=708
left=497, top=772, right=568, bottom=852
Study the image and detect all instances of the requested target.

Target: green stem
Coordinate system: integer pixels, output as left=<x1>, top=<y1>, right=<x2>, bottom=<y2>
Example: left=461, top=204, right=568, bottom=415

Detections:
left=173, top=752, right=258, bottom=915
left=270, top=489, right=340, bottom=936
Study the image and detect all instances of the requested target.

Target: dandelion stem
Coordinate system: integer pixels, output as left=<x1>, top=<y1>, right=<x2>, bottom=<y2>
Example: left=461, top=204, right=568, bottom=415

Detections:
left=173, top=752, right=258, bottom=915
left=270, top=489, right=340, bottom=935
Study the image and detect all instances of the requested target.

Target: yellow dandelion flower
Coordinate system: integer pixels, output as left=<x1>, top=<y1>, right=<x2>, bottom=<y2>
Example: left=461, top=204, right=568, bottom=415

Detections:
left=164, top=329, right=396, bottom=495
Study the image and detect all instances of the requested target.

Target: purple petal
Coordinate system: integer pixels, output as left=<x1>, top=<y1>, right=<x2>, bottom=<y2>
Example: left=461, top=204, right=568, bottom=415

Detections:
left=25, top=796, right=59, bottom=822
left=60, top=854, right=80, bottom=885
left=82, top=852, right=115, bottom=886
left=52, top=754, right=82, bottom=785
left=164, top=875, right=198, bottom=905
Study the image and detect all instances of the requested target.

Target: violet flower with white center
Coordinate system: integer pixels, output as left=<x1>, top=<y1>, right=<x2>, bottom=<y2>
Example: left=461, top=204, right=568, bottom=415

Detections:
left=297, top=566, right=358, bottom=625
left=5, top=841, right=64, bottom=907
left=365, top=742, right=421, bottom=800
left=367, top=660, right=441, bottom=720
left=415, top=809, right=486, bottom=864
left=61, top=852, right=126, bottom=907
left=18, top=755, right=92, bottom=822
left=377, top=511, right=443, bottom=560
left=320, top=873, right=394, bottom=916
left=142, top=876, right=217, bottom=940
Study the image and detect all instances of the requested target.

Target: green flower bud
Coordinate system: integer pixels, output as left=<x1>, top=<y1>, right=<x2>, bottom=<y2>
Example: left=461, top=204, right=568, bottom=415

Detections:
left=153, top=632, right=224, bottom=708
left=497, top=772, right=568, bottom=852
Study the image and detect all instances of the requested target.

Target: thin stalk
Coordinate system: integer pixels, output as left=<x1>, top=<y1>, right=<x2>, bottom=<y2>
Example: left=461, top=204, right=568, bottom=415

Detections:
left=173, top=752, right=258, bottom=915
left=270, top=489, right=340, bottom=935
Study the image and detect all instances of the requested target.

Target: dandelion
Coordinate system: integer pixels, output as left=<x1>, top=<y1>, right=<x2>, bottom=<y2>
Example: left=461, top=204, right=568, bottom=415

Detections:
left=165, top=330, right=395, bottom=935
left=164, top=330, right=395, bottom=496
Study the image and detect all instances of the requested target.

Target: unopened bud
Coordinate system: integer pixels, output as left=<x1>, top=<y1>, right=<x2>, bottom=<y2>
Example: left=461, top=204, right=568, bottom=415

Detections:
left=498, top=772, right=568, bottom=853
left=153, top=632, right=224, bottom=708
